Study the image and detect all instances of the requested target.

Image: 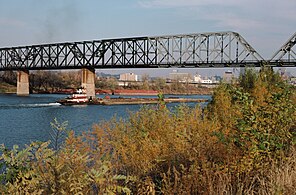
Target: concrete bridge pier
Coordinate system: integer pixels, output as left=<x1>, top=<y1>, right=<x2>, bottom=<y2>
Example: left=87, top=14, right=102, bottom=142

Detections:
left=81, top=68, right=96, bottom=98
left=17, top=70, right=30, bottom=96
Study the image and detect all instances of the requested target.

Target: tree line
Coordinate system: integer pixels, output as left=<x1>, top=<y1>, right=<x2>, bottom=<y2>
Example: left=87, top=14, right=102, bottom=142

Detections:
left=1, top=71, right=212, bottom=94
left=0, top=71, right=81, bottom=93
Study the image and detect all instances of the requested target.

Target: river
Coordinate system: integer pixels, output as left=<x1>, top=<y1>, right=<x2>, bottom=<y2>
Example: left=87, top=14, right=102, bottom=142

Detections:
left=0, top=93, right=211, bottom=148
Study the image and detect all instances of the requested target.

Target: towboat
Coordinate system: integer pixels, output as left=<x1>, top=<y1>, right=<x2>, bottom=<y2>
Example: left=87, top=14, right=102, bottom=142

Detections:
left=57, top=88, right=89, bottom=105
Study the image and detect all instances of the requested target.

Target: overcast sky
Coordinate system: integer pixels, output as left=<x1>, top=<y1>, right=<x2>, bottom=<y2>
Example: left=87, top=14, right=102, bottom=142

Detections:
left=0, top=0, right=295, bottom=76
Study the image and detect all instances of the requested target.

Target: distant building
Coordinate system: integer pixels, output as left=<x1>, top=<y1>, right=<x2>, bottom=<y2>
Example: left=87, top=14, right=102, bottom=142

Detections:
left=119, top=73, right=138, bottom=81
left=289, top=77, right=296, bottom=86
left=169, top=70, right=192, bottom=82
left=117, top=81, right=129, bottom=87
left=193, top=74, right=217, bottom=84
left=223, top=70, right=234, bottom=83
left=201, top=79, right=213, bottom=84
left=193, top=74, right=202, bottom=83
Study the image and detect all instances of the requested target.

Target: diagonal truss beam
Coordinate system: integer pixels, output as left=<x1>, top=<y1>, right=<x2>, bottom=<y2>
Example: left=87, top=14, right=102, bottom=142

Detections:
left=0, top=31, right=268, bottom=71
left=149, top=32, right=264, bottom=67
left=270, top=32, right=296, bottom=64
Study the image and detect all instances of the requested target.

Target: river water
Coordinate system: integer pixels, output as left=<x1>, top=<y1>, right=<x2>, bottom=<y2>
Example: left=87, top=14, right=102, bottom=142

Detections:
left=0, top=93, right=211, bottom=148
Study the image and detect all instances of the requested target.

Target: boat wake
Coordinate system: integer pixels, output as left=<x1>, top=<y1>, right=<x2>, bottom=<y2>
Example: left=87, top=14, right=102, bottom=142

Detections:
left=24, top=103, right=62, bottom=107
left=0, top=102, right=61, bottom=109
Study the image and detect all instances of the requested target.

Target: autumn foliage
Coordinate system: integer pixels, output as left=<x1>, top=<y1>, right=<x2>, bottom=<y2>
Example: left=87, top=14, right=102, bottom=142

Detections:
left=0, top=68, right=295, bottom=194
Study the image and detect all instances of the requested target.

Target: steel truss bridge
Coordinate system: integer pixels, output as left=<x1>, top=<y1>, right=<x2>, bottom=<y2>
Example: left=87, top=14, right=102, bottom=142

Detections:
left=0, top=31, right=295, bottom=71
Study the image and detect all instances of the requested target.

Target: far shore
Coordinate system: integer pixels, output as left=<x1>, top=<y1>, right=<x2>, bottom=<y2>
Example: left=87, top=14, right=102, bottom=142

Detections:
left=0, top=92, right=213, bottom=96
left=0, top=82, right=214, bottom=96
left=40, top=89, right=213, bottom=96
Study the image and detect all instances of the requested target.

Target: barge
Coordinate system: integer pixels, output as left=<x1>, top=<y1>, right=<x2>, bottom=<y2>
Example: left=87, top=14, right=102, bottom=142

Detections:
left=100, top=97, right=207, bottom=105
left=57, top=89, right=208, bottom=106
left=57, top=96, right=207, bottom=106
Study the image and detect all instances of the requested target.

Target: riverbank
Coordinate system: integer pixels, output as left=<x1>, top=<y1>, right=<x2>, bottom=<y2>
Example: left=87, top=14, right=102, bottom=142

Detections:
left=0, top=88, right=213, bottom=96
left=0, top=83, right=16, bottom=93
left=0, top=80, right=214, bottom=96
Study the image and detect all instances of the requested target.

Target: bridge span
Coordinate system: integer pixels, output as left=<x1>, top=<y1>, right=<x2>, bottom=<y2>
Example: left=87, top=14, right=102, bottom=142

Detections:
left=0, top=31, right=295, bottom=96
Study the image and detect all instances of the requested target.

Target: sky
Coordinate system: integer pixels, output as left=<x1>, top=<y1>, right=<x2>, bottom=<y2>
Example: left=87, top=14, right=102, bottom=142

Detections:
left=0, top=0, right=295, bottom=76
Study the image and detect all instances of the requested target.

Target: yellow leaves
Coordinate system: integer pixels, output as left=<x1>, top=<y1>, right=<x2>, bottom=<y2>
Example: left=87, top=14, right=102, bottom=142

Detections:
left=1, top=138, right=130, bottom=194
left=251, top=76, right=269, bottom=107
left=137, top=176, right=156, bottom=195
left=5, top=169, right=44, bottom=195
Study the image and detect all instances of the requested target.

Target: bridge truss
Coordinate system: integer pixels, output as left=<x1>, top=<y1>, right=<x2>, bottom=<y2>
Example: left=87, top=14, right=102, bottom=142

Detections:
left=270, top=32, right=296, bottom=66
left=0, top=31, right=270, bottom=71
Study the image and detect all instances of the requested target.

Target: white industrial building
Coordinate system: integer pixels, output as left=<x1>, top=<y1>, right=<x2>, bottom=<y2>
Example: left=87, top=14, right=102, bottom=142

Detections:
left=119, top=73, right=139, bottom=81
left=193, top=74, right=214, bottom=84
